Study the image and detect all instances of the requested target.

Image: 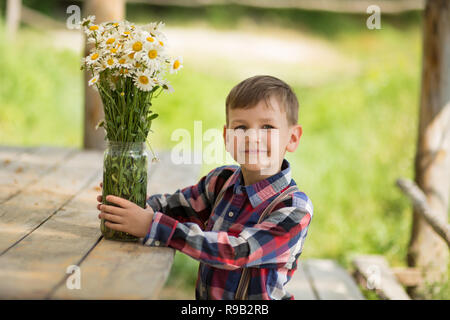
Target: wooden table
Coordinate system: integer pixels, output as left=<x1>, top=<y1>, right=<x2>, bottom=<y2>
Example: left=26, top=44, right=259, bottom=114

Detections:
left=0, top=145, right=201, bottom=299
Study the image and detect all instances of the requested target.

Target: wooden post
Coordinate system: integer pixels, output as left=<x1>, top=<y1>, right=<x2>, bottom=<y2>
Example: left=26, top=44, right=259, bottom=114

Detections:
left=408, top=0, right=450, bottom=292
left=83, top=0, right=126, bottom=150
left=6, top=0, right=22, bottom=38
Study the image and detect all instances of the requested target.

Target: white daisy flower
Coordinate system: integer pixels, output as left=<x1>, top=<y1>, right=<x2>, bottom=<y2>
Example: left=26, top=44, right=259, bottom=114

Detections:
left=154, top=34, right=168, bottom=50
left=140, top=43, right=163, bottom=64
left=169, top=56, right=183, bottom=74
left=143, top=31, right=156, bottom=45
left=104, top=36, right=117, bottom=47
left=134, top=71, right=155, bottom=92
left=86, top=51, right=101, bottom=65
left=104, top=56, right=118, bottom=69
left=86, top=24, right=104, bottom=36
left=117, top=55, right=132, bottom=69
left=125, top=34, right=147, bottom=55
left=88, top=74, right=99, bottom=86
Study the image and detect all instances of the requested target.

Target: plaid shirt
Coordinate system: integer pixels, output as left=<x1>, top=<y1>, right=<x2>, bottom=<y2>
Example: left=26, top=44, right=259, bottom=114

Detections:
left=142, top=158, right=313, bottom=300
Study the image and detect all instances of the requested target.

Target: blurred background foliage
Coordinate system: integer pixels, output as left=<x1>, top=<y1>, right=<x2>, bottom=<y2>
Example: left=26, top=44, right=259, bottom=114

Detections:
left=1, top=1, right=444, bottom=299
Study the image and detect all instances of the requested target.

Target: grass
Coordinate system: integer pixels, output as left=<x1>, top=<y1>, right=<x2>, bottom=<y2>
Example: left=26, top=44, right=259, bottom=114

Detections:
left=0, top=6, right=447, bottom=299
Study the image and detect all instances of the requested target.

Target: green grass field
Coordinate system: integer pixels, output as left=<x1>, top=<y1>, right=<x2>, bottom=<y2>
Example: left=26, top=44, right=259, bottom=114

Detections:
left=1, top=6, right=447, bottom=299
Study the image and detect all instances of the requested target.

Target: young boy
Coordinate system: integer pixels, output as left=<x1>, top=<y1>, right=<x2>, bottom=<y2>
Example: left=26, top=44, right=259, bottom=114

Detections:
left=97, top=75, right=314, bottom=300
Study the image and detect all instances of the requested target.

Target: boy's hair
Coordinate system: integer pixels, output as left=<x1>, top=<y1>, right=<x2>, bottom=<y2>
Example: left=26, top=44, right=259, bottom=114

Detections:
left=225, top=75, right=299, bottom=126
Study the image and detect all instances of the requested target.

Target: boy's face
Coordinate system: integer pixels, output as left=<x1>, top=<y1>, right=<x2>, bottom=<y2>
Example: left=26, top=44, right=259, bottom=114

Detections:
left=223, top=96, right=302, bottom=175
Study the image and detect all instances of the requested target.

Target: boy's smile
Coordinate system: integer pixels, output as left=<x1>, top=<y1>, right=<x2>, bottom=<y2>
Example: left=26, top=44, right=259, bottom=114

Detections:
left=223, top=95, right=303, bottom=186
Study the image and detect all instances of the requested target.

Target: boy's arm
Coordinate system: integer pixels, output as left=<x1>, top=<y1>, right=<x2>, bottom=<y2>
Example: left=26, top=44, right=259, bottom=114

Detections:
left=145, top=166, right=227, bottom=228
left=142, top=196, right=313, bottom=270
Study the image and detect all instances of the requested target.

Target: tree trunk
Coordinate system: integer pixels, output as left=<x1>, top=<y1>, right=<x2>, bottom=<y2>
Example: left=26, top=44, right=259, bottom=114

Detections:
left=408, top=0, right=450, bottom=294
left=6, top=0, right=22, bottom=38
left=83, top=0, right=126, bottom=150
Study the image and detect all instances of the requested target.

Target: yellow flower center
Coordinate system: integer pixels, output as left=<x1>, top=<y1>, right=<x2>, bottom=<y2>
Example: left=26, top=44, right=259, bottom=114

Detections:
left=148, top=50, right=157, bottom=59
left=173, top=60, right=180, bottom=69
left=91, top=53, right=99, bottom=60
left=89, top=25, right=99, bottom=31
left=110, top=48, right=117, bottom=54
left=159, top=41, right=164, bottom=46
left=106, top=38, right=115, bottom=45
left=128, top=52, right=135, bottom=59
left=139, top=75, right=149, bottom=85
left=107, top=58, right=114, bottom=66
left=124, top=31, right=130, bottom=35
left=146, top=37, right=154, bottom=42
left=132, top=41, right=143, bottom=52
left=119, top=58, right=126, bottom=64
left=113, top=23, right=119, bottom=27
left=135, top=62, right=141, bottom=68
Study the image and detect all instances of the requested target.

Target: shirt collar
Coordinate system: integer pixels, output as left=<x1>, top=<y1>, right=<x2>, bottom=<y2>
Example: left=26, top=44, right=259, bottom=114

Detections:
left=226, top=158, right=292, bottom=208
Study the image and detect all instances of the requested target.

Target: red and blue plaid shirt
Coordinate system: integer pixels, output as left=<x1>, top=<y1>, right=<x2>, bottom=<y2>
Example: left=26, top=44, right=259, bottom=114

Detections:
left=142, top=158, right=313, bottom=300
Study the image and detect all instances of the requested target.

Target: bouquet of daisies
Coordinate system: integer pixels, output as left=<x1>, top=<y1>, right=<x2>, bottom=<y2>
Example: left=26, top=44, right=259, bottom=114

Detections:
left=80, top=15, right=182, bottom=158
left=80, top=16, right=183, bottom=241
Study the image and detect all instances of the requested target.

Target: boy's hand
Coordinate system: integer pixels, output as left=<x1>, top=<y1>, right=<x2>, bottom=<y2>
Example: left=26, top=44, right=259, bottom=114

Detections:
left=96, top=182, right=154, bottom=238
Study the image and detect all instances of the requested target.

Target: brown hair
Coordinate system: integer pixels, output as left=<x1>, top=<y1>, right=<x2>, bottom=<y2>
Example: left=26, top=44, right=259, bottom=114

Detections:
left=225, top=75, right=299, bottom=126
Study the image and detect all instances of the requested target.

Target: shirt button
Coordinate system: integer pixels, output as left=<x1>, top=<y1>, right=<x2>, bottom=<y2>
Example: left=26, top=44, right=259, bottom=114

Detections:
left=228, top=211, right=234, bottom=218
left=154, top=240, right=160, bottom=246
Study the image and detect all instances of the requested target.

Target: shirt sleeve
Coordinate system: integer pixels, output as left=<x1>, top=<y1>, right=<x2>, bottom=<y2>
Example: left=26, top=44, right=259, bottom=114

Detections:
left=145, top=165, right=228, bottom=230
left=142, top=199, right=313, bottom=270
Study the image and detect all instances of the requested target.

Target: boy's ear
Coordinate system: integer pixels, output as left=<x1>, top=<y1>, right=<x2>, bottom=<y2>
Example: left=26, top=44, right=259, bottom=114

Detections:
left=286, top=124, right=303, bottom=153
left=223, top=124, right=227, bottom=143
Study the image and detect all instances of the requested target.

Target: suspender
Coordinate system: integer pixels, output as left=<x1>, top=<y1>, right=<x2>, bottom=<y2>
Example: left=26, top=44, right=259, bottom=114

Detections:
left=209, top=173, right=299, bottom=300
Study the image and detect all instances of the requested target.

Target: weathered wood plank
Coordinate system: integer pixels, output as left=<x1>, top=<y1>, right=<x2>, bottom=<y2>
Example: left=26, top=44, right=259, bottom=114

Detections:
left=50, top=150, right=202, bottom=299
left=0, top=169, right=103, bottom=299
left=0, top=148, right=101, bottom=255
left=0, top=145, right=30, bottom=164
left=304, top=259, right=365, bottom=300
left=285, top=261, right=317, bottom=300
left=50, top=239, right=175, bottom=299
left=352, top=255, right=411, bottom=300
left=0, top=145, right=76, bottom=203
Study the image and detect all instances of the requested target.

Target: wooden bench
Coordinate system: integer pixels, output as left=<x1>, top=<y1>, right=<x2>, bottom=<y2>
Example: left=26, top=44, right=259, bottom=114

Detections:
left=286, top=259, right=365, bottom=300
left=0, top=145, right=201, bottom=299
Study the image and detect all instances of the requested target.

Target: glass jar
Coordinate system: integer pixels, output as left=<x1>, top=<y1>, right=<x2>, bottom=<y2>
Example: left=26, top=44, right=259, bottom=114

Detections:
left=101, top=141, right=149, bottom=241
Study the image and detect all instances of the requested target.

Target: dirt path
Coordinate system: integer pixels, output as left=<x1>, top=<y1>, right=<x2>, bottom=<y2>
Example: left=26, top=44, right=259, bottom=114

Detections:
left=49, top=25, right=355, bottom=86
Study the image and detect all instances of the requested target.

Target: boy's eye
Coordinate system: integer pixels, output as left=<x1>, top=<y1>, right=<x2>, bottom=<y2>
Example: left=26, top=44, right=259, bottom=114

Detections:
left=234, top=125, right=274, bottom=130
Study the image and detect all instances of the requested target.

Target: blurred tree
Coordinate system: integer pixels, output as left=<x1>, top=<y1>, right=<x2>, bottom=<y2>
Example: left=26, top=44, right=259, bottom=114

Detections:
left=6, top=0, right=21, bottom=38
left=408, top=0, right=450, bottom=295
